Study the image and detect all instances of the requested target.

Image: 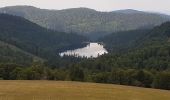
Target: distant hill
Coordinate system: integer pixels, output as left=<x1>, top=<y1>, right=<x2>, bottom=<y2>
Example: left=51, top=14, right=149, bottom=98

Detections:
left=0, top=14, right=87, bottom=64
left=113, top=9, right=144, bottom=14
left=0, top=6, right=170, bottom=39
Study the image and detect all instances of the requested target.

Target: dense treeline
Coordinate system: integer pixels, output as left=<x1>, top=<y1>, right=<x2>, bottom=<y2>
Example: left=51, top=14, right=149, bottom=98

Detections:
left=0, top=62, right=169, bottom=90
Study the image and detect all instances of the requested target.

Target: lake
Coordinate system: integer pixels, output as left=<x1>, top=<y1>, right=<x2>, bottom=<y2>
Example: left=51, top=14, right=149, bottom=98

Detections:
left=59, top=43, right=108, bottom=58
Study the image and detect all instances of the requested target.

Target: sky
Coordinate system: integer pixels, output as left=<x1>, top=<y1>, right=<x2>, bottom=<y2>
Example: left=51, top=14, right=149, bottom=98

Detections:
left=0, top=0, right=170, bottom=15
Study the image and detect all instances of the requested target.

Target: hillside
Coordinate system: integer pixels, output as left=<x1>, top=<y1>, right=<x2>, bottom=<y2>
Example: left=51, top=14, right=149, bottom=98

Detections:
left=0, top=81, right=169, bottom=100
left=0, top=41, right=42, bottom=65
left=0, top=6, right=170, bottom=39
left=100, top=21, right=170, bottom=51
left=93, top=22, right=170, bottom=70
left=0, top=14, right=87, bottom=63
left=71, top=22, right=170, bottom=90
left=99, top=29, right=149, bottom=52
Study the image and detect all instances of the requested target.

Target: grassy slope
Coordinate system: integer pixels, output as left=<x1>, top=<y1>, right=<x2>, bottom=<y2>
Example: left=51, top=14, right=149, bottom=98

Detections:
left=0, top=81, right=169, bottom=100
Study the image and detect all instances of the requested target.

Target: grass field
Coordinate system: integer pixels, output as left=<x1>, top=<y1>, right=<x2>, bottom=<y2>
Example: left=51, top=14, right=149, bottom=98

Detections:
left=0, top=81, right=169, bottom=100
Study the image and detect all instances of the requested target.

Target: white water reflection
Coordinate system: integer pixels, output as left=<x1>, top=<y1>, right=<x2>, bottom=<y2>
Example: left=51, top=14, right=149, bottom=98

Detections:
left=59, top=43, right=108, bottom=58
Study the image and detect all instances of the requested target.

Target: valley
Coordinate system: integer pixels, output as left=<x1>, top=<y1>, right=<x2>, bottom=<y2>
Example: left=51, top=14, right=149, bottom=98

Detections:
left=0, top=0, right=170, bottom=100
left=0, top=12, right=170, bottom=90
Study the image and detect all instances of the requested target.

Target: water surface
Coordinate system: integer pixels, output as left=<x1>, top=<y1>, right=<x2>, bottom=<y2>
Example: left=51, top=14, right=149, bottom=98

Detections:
left=59, top=43, right=108, bottom=58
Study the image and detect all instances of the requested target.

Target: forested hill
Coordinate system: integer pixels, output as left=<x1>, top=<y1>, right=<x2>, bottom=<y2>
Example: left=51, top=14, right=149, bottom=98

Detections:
left=0, top=14, right=87, bottom=64
left=0, top=6, right=170, bottom=39
left=75, top=22, right=170, bottom=90
left=145, top=22, right=170, bottom=40
left=94, top=22, right=170, bottom=71
left=99, top=29, right=150, bottom=52
left=99, top=21, right=170, bottom=51
left=0, top=40, right=42, bottom=65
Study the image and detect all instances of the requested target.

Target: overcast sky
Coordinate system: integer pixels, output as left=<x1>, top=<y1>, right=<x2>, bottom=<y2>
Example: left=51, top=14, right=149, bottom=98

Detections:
left=0, top=0, right=170, bottom=14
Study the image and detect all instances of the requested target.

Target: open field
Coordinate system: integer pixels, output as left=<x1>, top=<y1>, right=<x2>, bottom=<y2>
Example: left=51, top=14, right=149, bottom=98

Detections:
left=0, top=81, right=169, bottom=100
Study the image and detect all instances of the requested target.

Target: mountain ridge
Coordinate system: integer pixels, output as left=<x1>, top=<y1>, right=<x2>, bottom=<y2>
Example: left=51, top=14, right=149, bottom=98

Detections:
left=1, top=6, right=170, bottom=40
